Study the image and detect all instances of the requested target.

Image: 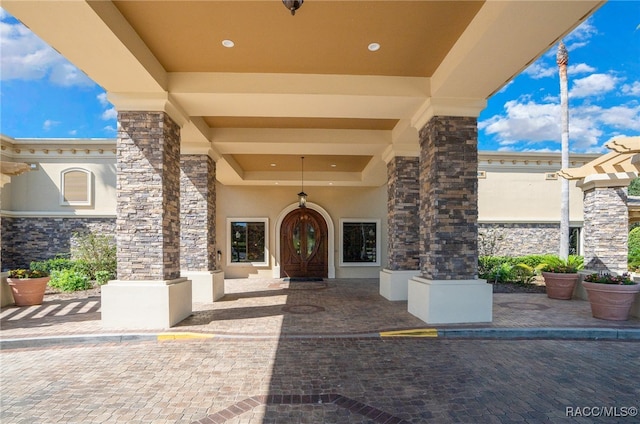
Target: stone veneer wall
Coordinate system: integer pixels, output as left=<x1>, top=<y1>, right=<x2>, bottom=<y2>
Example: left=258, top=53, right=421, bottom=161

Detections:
left=1, top=217, right=115, bottom=270
left=116, top=111, right=181, bottom=281
left=419, top=116, right=478, bottom=280
left=180, top=155, right=217, bottom=271
left=386, top=156, right=420, bottom=270
left=478, top=223, right=560, bottom=257
left=583, top=187, right=628, bottom=273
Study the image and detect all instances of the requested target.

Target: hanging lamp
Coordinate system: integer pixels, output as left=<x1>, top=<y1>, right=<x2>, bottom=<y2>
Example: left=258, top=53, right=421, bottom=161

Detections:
left=282, top=0, right=303, bottom=16
left=298, top=156, right=307, bottom=208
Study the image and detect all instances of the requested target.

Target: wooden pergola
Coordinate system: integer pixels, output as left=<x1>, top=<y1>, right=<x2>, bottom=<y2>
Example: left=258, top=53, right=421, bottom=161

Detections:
left=559, top=136, right=640, bottom=223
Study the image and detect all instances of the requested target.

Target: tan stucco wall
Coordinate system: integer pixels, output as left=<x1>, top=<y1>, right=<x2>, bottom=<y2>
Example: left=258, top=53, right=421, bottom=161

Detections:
left=216, top=183, right=387, bottom=279
left=479, top=171, right=585, bottom=223
left=4, top=158, right=116, bottom=215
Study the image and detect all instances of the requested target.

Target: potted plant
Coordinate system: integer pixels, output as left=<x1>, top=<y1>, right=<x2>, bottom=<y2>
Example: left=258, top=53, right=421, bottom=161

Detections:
left=582, top=272, right=640, bottom=321
left=6, top=269, right=50, bottom=306
left=541, top=255, right=584, bottom=300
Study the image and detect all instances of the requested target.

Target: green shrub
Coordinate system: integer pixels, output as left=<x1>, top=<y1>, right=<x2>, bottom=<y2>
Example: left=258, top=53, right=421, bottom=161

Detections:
left=30, top=256, right=75, bottom=274
left=71, top=233, right=116, bottom=280
left=479, top=254, right=583, bottom=283
left=94, top=270, right=113, bottom=286
left=49, top=269, right=91, bottom=292
left=628, top=227, right=640, bottom=271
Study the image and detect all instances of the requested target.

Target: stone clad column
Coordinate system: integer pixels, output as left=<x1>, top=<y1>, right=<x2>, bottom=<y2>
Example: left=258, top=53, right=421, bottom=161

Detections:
left=102, top=111, right=192, bottom=329
left=380, top=156, right=420, bottom=300
left=579, top=177, right=631, bottom=274
left=408, top=116, right=492, bottom=324
left=180, top=154, right=224, bottom=302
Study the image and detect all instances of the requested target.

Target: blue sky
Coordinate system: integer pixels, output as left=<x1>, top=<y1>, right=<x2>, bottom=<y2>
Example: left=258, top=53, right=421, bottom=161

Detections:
left=1, top=1, right=638, bottom=153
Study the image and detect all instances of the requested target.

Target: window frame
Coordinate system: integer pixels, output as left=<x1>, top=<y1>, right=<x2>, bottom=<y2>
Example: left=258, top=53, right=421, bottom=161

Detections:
left=226, top=217, right=269, bottom=267
left=339, top=218, right=381, bottom=267
left=60, top=168, right=93, bottom=206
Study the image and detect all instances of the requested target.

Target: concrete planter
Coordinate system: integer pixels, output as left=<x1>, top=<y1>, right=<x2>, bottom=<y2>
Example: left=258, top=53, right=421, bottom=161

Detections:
left=582, top=281, right=640, bottom=321
left=6, top=277, right=50, bottom=306
left=542, top=272, right=578, bottom=300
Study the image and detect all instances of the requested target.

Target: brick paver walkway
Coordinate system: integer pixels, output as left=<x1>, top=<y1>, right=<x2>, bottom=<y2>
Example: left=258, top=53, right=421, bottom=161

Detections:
left=1, top=278, right=639, bottom=423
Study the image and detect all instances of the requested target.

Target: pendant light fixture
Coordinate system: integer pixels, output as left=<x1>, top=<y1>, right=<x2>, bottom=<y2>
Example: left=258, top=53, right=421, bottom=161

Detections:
left=298, top=156, right=307, bottom=208
left=283, top=0, right=303, bottom=16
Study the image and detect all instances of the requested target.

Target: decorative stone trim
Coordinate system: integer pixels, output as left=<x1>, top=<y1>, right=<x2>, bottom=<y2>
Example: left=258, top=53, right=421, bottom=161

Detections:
left=418, top=116, right=478, bottom=280
left=180, top=155, right=217, bottom=271
left=478, top=223, right=560, bottom=257
left=116, top=111, right=181, bottom=281
left=582, top=187, right=628, bottom=273
left=0, top=217, right=115, bottom=270
left=386, top=156, right=420, bottom=270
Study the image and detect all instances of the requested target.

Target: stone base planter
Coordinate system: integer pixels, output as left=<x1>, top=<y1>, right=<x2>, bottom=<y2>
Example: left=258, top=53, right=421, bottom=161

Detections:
left=6, top=277, right=50, bottom=306
left=542, top=272, right=578, bottom=300
left=582, top=281, right=640, bottom=321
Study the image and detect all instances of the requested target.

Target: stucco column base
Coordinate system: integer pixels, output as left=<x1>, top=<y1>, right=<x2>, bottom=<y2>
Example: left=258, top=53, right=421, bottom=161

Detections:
left=101, top=278, right=192, bottom=329
left=380, top=269, right=419, bottom=301
left=408, top=276, right=493, bottom=324
left=575, top=271, right=640, bottom=319
left=182, top=270, right=224, bottom=303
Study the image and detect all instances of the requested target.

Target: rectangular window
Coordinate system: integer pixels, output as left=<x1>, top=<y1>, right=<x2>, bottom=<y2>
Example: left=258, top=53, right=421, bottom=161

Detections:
left=569, top=227, right=581, bottom=256
left=340, top=219, right=381, bottom=266
left=226, top=218, right=268, bottom=266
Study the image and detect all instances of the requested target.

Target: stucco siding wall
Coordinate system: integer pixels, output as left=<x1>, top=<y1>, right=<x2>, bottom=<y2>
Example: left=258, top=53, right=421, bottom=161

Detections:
left=478, top=171, right=584, bottom=222
left=6, top=158, right=116, bottom=214
left=216, top=183, right=388, bottom=279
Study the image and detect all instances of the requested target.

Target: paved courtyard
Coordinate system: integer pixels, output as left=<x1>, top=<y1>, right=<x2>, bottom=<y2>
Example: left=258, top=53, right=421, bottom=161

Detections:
left=1, top=278, right=639, bottom=423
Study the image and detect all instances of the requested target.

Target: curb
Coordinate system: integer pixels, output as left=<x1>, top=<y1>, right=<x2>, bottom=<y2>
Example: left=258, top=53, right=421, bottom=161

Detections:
left=2, top=327, right=639, bottom=349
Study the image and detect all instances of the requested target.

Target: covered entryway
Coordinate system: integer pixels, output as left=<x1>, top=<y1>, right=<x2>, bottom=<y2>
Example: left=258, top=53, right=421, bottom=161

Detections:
left=280, top=208, right=328, bottom=279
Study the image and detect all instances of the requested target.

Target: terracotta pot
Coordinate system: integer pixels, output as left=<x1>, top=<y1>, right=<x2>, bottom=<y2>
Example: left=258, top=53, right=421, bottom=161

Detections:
left=542, top=272, right=578, bottom=300
left=582, top=281, right=640, bottom=321
left=6, top=277, right=50, bottom=306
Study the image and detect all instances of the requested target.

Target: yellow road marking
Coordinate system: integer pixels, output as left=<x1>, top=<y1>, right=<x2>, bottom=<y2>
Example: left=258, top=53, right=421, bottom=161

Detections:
left=157, top=332, right=215, bottom=341
left=379, top=329, right=438, bottom=338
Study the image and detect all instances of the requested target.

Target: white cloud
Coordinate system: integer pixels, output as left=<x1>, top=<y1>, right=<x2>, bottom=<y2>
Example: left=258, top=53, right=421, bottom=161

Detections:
left=569, top=73, right=619, bottom=98
left=567, top=63, right=596, bottom=75
left=622, top=81, right=640, bottom=96
left=101, top=108, right=117, bottom=120
left=69, top=130, right=77, bottom=136
left=43, top=119, right=60, bottom=131
left=103, top=125, right=117, bottom=134
left=97, top=92, right=109, bottom=106
left=0, top=12, right=93, bottom=86
left=564, top=19, right=597, bottom=50
left=97, top=92, right=117, bottom=120
left=479, top=97, right=640, bottom=152
left=523, top=62, right=556, bottom=80
left=598, top=105, right=640, bottom=131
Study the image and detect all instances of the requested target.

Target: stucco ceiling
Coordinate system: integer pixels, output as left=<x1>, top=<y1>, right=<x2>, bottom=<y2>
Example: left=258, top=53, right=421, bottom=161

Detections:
left=2, top=0, right=603, bottom=186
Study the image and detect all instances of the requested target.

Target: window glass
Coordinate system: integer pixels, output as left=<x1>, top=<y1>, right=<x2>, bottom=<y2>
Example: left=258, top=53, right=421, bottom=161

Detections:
left=227, top=218, right=268, bottom=266
left=340, top=220, right=380, bottom=266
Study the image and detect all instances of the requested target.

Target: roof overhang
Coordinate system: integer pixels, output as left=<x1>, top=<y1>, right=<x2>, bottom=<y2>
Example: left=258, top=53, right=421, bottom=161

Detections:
left=2, top=0, right=604, bottom=187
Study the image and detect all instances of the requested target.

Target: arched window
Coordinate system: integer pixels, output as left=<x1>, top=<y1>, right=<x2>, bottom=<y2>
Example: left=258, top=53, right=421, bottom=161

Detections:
left=60, top=168, right=92, bottom=206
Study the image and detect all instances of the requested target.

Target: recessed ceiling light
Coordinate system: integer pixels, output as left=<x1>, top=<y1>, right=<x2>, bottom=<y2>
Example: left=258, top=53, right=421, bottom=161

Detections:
left=368, top=42, right=381, bottom=52
left=270, top=163, right=276, bottom=167
left=330, top=164, right=337, bottom=168
left=222, top=39, right=235, bottom=48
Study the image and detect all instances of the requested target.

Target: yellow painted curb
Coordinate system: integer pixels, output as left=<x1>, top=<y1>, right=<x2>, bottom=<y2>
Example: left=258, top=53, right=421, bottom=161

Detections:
left=157, top=332, right=215, bottom=341
left=379, top=329, right=438, bottom=338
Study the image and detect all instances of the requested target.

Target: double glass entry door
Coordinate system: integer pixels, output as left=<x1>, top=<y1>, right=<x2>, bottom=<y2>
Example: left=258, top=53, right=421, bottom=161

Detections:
left=280, top=208, right=328, bottom=278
